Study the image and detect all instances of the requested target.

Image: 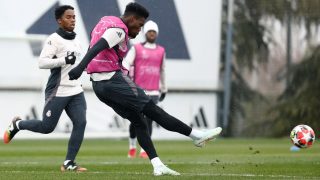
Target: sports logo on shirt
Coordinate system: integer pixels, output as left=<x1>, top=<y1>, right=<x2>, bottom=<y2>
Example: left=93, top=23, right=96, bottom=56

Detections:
left=116, top=31, right=122, bottom=38
left=46, top=110, right=52, bottom=117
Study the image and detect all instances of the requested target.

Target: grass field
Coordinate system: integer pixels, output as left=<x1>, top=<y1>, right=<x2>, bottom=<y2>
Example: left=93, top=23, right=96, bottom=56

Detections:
left=0, top=138, right=319, bottom=179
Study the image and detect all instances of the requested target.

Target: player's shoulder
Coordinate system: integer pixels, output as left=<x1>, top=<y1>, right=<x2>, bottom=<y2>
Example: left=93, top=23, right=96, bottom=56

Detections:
left=133, top=43, right=143, bottom=48
left=46, top=32, right=79, bottom=46
left=49, top=32, right=77, bottom=41
left=47, top=32, right=60, bottom=40
left=44, top=33, right=61, bottom=45
left=103, top=27, right=125, bottom=42
left=107, top=27, right=125, bottom=36
left=156, top=44, right=165, bottom=51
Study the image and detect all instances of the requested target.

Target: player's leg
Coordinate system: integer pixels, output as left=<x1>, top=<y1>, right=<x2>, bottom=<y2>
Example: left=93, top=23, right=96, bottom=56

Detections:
left=103, top=72, right=221, bottom=146
left=92, top=74, right=180, bottom=176
left=62, top=92, right=87, bottom=172
left=3, top=96, right=66, bottom=143
left=19, top=97, right=66, bottom=133
left=139, top=115, right=152, bottom=159
left=126, top=111, right=179, bottom=176
left=128, top=123, right=137, bottom=158
left=146, top=95, right=159, bottom=137
left=146, top=116, right=153, bottom=135
left=92, top=73, right=158, bottom=159
left=139, top=95, right=158, bottom=158
left=93, top=85, right=158, bottom=160
left=142, top=100, right=222, bottom=147
left=126, top=112, right=157, bottom=159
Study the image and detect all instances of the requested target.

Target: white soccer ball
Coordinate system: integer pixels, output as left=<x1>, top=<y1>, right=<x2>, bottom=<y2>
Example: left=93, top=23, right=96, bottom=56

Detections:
left=290, top=125, right=315, bottom=148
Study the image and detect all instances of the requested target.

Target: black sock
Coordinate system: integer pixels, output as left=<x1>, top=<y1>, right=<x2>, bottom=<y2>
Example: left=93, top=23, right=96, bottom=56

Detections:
left=127, top=113, right=158, bottom=159
left=142, top=101, right=192, bottom=136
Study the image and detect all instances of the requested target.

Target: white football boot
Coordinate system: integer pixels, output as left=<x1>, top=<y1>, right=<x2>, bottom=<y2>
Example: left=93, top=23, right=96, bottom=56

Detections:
left=153, top=165, right=180, bottom=176
left=193, top=127, right=222, bottom=147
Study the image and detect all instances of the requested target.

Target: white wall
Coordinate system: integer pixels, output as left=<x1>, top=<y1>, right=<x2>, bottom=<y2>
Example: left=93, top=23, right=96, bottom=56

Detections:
left=0, top=91, right=217, bottom=139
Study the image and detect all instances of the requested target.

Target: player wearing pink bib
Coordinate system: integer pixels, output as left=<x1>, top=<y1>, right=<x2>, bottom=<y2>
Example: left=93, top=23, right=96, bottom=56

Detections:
left=123, top=21, right=167, bottom=159
left=68, top=2, right=222, bottom=176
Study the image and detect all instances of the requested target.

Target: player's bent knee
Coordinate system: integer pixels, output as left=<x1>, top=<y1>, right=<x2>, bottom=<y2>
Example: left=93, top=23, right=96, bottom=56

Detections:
left=41, top=124, right=56, bottom=134
left=42, top=128, right=55, bottom=134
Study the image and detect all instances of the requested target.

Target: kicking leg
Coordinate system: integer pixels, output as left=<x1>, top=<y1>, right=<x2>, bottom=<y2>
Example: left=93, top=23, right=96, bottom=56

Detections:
left=142, top=100, right=192, bottom=136
left=142, top=100, right=222, bottom=147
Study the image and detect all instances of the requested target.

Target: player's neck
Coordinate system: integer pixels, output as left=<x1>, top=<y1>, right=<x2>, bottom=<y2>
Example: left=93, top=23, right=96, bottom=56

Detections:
left=144, top=42, right=156, bottom=49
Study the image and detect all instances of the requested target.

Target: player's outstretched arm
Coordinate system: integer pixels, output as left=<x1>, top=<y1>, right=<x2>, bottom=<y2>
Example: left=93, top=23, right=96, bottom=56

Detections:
left=69, top=38, right=109, bottom=80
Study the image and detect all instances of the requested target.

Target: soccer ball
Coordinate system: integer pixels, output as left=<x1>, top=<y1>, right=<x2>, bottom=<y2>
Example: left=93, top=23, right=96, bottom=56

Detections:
left=290, top=125, right=315, bottom=148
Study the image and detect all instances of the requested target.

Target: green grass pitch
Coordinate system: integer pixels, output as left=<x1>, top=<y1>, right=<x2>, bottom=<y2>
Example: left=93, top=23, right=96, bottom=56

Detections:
left=0, top=138, right=319, bottom=179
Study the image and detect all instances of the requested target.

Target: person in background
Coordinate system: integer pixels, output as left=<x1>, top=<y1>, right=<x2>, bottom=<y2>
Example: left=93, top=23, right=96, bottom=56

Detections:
left=3, top=5, right=87, bottom=172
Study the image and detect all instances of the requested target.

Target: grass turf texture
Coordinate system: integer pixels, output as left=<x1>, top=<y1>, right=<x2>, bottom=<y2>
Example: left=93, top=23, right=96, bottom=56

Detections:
left=0, top=138, right=319, bottom=179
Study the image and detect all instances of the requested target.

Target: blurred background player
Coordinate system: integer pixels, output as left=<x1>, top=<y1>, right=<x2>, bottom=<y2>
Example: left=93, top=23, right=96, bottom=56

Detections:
left=3, top=5, right=87, bottom=172
left=123, top=20, right=167, bottom=159
left=68, top=2, right=222, bottom=176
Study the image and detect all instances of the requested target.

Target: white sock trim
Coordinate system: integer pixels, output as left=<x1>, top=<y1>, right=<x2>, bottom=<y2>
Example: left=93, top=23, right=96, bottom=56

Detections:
left=16, top=120, right=22, bottom=130
left=151, top=157, right=164, bottom=168
left=129, top=137, right=137, bottom=149
left=189, top=129, right=203, bottom=140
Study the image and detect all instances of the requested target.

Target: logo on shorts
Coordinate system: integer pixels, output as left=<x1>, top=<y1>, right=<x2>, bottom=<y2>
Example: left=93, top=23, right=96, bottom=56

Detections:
left=46, top=110, right=51, bottom=117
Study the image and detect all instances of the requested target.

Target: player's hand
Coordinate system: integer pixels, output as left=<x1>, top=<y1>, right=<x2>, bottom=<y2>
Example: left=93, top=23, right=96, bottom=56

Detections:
left=68, top=66, right=83, bottom=80
left=159, top=92, right=166, bottom=102
left=65, top=52, right=76, bottom=65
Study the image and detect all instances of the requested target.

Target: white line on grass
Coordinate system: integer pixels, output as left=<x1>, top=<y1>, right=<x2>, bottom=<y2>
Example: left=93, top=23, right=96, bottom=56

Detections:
left=2, top=170, right=320, bottom=179
left=0, top=162, right=39, bottom=165
left=99, top=161, right=221, bottom=165
left=0, top=161, right=212, bottom=165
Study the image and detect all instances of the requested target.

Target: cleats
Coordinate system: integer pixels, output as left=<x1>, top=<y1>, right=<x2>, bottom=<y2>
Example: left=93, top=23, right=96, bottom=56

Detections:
left=128, top=148, right=136, bottom=158
left=128, top=149, right=148, bottom=159
left=153, top=165, right=180, bottom=176
left=60, top=161, right=87, bottom=172
left=193, top=127, right=222, bottom=147
left=139, top=151, right=148, bottom=159
left=3, top=116, right=21, bottom=144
